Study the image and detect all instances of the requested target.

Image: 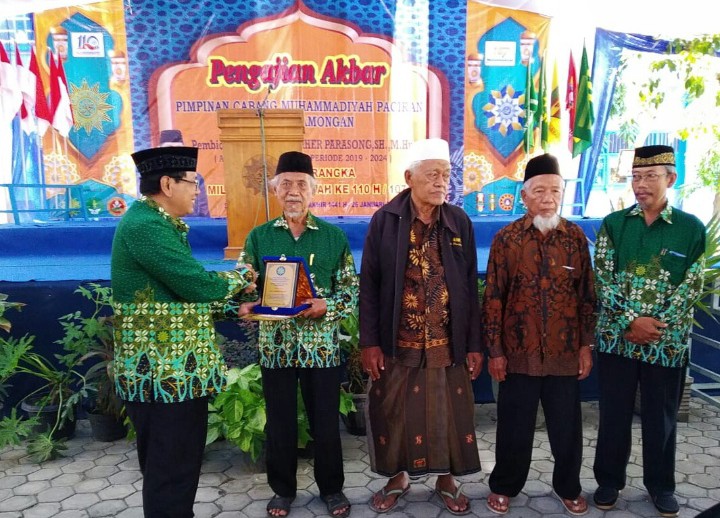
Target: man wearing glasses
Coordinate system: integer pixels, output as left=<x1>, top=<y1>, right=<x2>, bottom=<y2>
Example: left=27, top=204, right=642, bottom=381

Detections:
left=112, top=145, right=256, bottom=518
left=593, top=145, right=706, bottom=517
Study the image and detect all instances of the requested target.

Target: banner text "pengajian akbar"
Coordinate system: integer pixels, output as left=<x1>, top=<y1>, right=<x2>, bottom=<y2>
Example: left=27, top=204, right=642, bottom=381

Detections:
left=207, top=54, right=389, bottom=92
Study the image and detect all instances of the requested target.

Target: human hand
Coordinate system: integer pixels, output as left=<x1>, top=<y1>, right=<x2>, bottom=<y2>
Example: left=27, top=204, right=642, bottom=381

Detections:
left=578, top=346, right=593, bottom=380
left=299, top=298, right=327, bottom=319
left=628, top=316, right=667, bottom=344
left=238, top=300, right=260, bottom=317
left=361, top=346, right=385, bottom=381
left=466, top=352, right=484, bottom=381
left=238, top=263, right=258, bottom=294
left=488, top=355, right=508, bottom=382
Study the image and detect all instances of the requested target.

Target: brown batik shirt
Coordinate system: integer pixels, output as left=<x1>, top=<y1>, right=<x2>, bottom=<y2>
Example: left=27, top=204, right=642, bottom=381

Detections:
left=482, top=215, right=596, bottom=376
left=396, top=211, right=453, bottom=368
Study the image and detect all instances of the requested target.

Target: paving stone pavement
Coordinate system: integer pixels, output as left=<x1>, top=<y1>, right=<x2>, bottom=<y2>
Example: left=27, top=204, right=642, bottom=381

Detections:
left=1, top=400, right=719, bottom=517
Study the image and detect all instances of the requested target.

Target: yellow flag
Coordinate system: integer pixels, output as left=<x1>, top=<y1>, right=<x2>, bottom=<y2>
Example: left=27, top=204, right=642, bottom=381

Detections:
left=549, top=60, right=561, bottom=145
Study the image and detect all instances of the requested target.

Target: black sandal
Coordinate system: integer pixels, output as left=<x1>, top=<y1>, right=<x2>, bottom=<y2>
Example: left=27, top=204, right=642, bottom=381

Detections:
left=321, top=492, right=351, bottom=518
left=267, top=495, right=294, bottom=517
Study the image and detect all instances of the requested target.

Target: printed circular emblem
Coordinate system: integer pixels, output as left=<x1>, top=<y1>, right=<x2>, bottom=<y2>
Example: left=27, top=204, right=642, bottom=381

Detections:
left=276, top=266, right=286, bottom=276
left=107, top=197, right=127, bottom=216
left=498, top=193, right=514, bottom=211
left=243, top=154, right=277, bottom=195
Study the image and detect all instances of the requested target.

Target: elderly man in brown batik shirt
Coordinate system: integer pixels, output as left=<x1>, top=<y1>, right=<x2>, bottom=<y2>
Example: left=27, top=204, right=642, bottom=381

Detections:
left=482, top=154, right=596, bottom=516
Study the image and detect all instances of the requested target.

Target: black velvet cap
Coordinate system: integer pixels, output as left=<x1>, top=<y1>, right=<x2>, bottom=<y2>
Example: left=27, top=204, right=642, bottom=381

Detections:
left=633, top=145, right=675, bottom=167
left=275, top=151, right=314, bottom=176
left=524, top=153, right=561, bottom=182
left=131, top=146, right=198, bottom=176
left=159, top=129, right=183, bottom=145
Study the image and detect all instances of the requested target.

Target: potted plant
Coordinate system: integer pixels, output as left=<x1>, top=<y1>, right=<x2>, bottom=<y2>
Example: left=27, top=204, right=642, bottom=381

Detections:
left=339, top=310, right=367, bottom=435
left=0, top=294, right=28, bottom=409
left=56, top=283, right=126, bottom=441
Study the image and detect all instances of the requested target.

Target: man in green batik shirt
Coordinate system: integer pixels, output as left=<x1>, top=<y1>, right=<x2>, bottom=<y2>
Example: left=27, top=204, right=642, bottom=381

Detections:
left=237, top=151, right=358, bottom=518
left=592, top=145, right=706, bottom=518
left=112, top=145, right=256, bottom=518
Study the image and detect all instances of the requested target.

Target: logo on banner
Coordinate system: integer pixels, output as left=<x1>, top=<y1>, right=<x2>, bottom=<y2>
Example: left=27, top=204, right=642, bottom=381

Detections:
left=71, top=32, right=105, bottom=57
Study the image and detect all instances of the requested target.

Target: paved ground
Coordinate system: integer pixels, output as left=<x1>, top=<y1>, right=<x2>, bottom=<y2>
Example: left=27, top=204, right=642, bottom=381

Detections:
left=1, top=400, right=719, bottom=518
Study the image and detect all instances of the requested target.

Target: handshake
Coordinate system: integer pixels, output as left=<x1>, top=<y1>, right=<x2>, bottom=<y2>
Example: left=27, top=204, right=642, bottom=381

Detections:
left=236, top=263, right=259, bottom=294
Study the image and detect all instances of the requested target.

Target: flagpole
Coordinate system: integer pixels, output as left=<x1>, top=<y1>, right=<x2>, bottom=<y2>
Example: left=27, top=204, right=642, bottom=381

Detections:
left=11, top=16, right=31, bottom=221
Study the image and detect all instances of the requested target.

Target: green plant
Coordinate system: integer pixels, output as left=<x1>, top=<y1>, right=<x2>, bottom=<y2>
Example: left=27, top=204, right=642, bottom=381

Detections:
left=339, top=310, right=363, bottom=395
left=693, top=213, right=720, bottom=323
left=57, top=283, right=122, bottom=420
left=207, top=363, right=353, bottom=461
left=0, top=294, right=30, bottom=402
left=207, top=364, right=267, bottom=461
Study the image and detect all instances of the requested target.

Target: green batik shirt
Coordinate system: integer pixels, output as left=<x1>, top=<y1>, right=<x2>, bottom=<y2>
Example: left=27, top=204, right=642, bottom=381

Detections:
left=111, top=198, right=255, bottom=403
left=237, top=213, right=359, bottom=369
left=594, top=203, right=706, bottom=367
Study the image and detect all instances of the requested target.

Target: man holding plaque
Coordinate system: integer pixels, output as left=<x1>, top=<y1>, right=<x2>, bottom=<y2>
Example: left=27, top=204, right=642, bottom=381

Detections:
left=360, top=138, right=483, bottom=515
left=112, top=145, right=257, bottom=518
left=237, top=151, right=358, bottom=518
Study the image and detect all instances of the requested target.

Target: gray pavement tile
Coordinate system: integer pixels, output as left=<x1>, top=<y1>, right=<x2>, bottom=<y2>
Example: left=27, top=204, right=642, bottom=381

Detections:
left=87, top=499, right=128, bottom=517
left=1, top=400, right=719, bottom=517
left=60, top=492, right=100, bottom=510
left=97, top=483, right=136, bottom=500
left=0, top=495, right=36, bottom=512
left=21, top=502, right=62, bottom=518
left=36, top=485, right=74, bottom=503
left=13, top=480, right=50, bottom=495
left=215, top=491, right=252, bottom=511
left=115, top=508, right=144, bottom=518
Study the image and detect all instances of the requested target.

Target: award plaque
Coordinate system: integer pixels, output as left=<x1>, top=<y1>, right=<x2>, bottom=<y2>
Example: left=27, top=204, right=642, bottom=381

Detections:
left=245, top=256, right=317, bottom=320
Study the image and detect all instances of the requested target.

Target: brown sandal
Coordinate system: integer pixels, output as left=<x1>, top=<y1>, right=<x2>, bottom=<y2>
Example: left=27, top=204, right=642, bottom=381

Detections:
left=486, top=493, right=509, bottom=515
left=554, top=491, right=588, bottom=516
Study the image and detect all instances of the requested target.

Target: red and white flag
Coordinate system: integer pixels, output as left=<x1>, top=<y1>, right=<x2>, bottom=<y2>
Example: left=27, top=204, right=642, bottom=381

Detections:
left=49, top=53, right=74, bottom=137
left=0, top=43, right=22, bottom=125
left=566, top=51, right=577, bottom=154
left=29, top=48, right=51, bottom=137
left=15, top=46, right=37, bottom=134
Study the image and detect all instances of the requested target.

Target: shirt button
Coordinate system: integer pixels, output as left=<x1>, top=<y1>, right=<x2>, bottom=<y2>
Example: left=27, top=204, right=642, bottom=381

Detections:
left=542, top=333, right=547, bottom=338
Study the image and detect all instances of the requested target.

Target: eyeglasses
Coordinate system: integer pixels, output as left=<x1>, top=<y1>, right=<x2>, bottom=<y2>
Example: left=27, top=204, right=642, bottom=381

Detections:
left=631, top=172, right=667, bottom=183
left=177, top=178, right=200, bottom=189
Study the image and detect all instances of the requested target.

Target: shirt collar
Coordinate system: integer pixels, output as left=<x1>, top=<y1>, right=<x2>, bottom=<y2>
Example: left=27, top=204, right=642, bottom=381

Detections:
left=627, top=202, right=673, bottom=224
left=139, top=196, right=189, bottom=234
left=273, top=212, right=320, bottom=231
left=409, top=199, right=440, bottom=226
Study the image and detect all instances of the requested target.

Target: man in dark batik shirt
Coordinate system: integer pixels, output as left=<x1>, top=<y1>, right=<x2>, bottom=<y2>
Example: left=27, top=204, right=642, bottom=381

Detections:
left=482, top=154, right=596, bottom=516
left=360, top=138, right=483, bottom=515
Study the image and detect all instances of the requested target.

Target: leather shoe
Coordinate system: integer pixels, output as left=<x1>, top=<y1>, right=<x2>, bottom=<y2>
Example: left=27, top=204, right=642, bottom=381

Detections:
left=651, top=492, right=679, bottom=517
left=593, top=486, right=618, bottom=510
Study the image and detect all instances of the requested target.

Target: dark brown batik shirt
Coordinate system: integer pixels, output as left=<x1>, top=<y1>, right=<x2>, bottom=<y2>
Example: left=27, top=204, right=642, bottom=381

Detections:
left=482, top=215, right=596, bottom=376
left=396, top=212, right=452, bottom=368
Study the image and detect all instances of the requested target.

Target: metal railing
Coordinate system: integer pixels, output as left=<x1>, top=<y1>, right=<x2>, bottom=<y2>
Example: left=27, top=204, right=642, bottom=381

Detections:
left=0, top=183, right=97, bottom=223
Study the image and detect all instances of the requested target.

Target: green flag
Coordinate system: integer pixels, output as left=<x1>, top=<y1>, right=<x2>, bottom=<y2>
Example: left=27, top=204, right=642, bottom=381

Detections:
left=524, top=62, right=538, bottom=154
left=572, top=43, right=594, bottom=157
left=539, top=57, right=549, bottom=151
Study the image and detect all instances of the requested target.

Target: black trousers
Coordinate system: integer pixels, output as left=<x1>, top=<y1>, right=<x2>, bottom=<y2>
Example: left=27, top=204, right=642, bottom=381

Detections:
left=489, top=373, right=583, bottom=499
left=125, top=397, right=209, bottom=518
left=594, top=352, right=685, bottom=495
left=261, top=366, right=344, bottom=498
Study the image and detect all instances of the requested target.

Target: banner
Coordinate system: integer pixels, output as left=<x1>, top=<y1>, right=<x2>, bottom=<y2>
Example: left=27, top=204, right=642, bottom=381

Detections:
left=34, top=0, right=135, bottom=213
left=463, top=2, right=550, bottom=215
left=150, top=4, right=447, bottom=217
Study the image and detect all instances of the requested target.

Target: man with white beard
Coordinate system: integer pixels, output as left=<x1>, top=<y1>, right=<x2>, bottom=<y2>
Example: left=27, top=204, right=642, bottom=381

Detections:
left=482, top=153, right=597, bottom=516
